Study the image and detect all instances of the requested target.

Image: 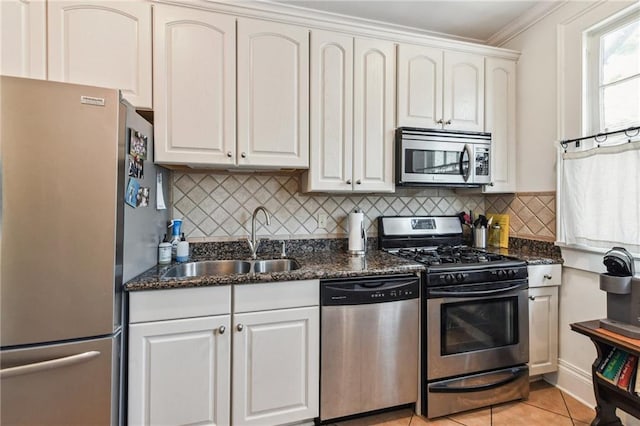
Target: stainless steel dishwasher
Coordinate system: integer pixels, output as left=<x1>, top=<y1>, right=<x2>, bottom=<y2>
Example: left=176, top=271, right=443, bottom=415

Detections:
left=320, top=274, right=420, bottom=422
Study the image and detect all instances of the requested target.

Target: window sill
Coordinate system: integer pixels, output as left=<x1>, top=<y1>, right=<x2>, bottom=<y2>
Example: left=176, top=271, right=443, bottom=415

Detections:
left=556, top=243, right=640, bottom=274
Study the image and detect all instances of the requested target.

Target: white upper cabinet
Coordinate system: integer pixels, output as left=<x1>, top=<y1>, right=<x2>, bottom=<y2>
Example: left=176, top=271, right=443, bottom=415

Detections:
left=484, top=57, right=517, bottom=193
left=353, top=37, right=396, bottom=192
left=443, top=51, right=484, bottom=132
left=153, top=4, right=236, bottom=165
left=0, top=0, right=47, bottom=79
left=397, top=44, right=442, bottom=129
left=237, top=18, right=309, bottom=168
left=398, top=44, right=484, bottom=132
left=305, top=30, right=354, bottom=192
left=47, top=0, right=152, bottom=108
left=304, top=31, right=395, bottom=193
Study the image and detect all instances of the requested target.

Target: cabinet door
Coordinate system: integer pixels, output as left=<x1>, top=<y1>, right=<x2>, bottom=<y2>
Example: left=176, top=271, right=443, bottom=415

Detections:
left=397, top=43, right=443, bottom=129
left=353, top=37, right=395, bottom=193
left=128, top=315, right=231, bottom=426
left=443, top=51, right=484, bottom=132
left=233, top=307, right=319, bottom=426
left=0, top=0, right=46, bottom=79
left=306, top=30, right=354, bottom=192
left=528, top=286, right=559, bottom=376
left=237, top=18, right=309, bottom=168
left=485, top=58, right=516, bottom=193
left=47, top=0, right=152, bottom=108
left=153, top=5, right=235, bottom=166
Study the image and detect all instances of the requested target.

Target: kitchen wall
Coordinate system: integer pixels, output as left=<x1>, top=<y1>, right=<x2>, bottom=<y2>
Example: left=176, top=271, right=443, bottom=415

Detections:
left=501, top=1, right=638, bottom=424
left=485, top=192, right=556, bottom=241
left=171, top=172, right=485, bottom=241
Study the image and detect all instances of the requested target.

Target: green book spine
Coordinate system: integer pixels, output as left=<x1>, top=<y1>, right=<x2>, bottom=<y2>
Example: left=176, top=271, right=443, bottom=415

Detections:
left=601, top=350, right=628, bottom=383
left=597, top=348, right=617, bottom=374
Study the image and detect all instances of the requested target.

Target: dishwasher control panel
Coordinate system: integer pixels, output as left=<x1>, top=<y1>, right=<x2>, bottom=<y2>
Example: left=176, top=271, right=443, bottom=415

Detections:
left=321, top=275, right=420, bottom=305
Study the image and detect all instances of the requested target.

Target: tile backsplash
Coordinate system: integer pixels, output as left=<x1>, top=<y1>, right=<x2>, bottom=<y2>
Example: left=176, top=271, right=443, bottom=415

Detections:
left=172, top=172, right=485, bottom=241
left=485, top=192, right=556, bottom=242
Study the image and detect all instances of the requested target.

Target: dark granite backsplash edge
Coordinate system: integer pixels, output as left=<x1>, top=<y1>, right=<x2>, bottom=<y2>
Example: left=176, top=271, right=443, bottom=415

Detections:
left=190, top=238, right=379, bottom=260
left=189, top=236, right=562, bottom=262
left=508, top=237, right=563, bottom=260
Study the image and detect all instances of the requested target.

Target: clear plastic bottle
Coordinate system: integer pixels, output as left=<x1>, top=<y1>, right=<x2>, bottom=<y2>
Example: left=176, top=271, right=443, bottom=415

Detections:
left=176, top=233, right=189, bottom=263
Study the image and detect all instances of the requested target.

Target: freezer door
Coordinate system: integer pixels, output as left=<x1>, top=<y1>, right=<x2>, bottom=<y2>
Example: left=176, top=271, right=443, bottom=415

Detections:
left=1, top=77, right=121, bottom=346
left=1, top=335, right=119, bottom=426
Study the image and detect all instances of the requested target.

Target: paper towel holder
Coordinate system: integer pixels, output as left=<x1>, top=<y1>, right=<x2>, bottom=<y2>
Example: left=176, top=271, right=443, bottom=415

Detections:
left=348, top=209, right=367, bottom=256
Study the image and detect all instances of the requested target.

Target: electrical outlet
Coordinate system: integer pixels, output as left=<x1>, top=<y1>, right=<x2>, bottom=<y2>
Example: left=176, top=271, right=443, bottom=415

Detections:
left=317, top=213, right=328, bottom=229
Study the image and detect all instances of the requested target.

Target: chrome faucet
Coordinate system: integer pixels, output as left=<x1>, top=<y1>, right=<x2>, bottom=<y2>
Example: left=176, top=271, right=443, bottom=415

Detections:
left=247, top=206, right=271, bottom=259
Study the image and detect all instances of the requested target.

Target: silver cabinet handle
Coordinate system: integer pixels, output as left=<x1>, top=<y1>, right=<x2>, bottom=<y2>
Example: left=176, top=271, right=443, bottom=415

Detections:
left=227, top=151, right=232, bottom=158
left=241, top=152, right=247, bottom=158
left=346, top=179, right=352, bottom=185
left=529, top=296, right=536, bottom=300
left=237, top=324, right=244, bottom=332
left=356, top=179, right=362, bottom=185
left=544, top=274, right=552, bottom=280
left=218, top=325, right=226, bottom=334
left=0, top=351, right=100, bottom=379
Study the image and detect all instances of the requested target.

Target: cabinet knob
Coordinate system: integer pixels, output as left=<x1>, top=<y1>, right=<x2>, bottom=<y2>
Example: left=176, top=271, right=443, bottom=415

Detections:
left=544, top=274, right=553, bottom=280
left=436, top=119, right=443, bottom=124
left=356, top=179, right=362, bottom=185
left=236, top=324, right=244, bottom=332
left=445, top=119, right=452, bottom=125
left=346, top=179, right=352, bottom=185
left=241, top=152, right=247, bottom=158
left=529, top=296, right=536, bottom=301
left=227, top=151, right=232, bottom=158
left=218, top=325, right=226, bottom=334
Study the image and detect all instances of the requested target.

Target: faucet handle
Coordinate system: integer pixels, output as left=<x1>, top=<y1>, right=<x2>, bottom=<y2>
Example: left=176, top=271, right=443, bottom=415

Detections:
left=280, top=240, right=287, bottom=258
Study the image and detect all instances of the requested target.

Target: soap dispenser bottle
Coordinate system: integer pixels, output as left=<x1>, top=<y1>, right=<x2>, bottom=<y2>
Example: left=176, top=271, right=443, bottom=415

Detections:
left=176, top=233, right=189, bottom=263
left=168, top=218, right=183, bottom=260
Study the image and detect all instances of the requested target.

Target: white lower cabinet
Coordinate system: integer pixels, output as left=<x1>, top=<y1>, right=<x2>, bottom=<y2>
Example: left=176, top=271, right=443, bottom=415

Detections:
left=128, top=315, right=231, bottom=426
left=232, top=307, right=320, bottom=425
left=528, top=264, right=561, bottom=376
left=128, top=281, right=319, bottom=426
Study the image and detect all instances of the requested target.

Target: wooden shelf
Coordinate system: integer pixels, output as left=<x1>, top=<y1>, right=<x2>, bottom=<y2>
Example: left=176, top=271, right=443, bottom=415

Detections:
left=571, top=320, right=640, bottom=426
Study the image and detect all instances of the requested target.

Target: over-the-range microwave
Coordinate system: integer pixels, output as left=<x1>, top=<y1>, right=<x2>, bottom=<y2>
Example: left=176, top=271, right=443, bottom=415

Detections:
left=395, top=127, right=491, bottom=187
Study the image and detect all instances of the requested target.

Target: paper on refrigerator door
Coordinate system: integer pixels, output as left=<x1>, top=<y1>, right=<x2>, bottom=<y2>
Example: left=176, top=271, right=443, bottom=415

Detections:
left=156, top=172, right=166, bottom=210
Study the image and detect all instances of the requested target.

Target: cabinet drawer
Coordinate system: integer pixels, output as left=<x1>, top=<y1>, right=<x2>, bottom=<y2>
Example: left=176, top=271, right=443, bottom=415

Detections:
left=234, top=280, right=319, bottom=313
left=528, top=264, right=561, bottom=287
left=129, top=286, right=231, bottom=323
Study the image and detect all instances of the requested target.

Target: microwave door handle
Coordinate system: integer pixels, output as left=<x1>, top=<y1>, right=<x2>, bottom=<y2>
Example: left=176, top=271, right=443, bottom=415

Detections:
left=461, top=144, right=472, bottom=182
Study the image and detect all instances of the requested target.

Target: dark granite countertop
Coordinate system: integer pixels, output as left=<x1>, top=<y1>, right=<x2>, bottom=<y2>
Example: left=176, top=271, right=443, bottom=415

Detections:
left=486, top=237, right=563, bottom=265
left=124, top=250, right=425, bottom=291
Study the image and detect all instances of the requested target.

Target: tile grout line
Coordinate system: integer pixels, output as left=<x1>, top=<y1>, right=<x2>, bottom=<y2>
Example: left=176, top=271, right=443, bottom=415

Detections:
left=558, top=390, right=578, bottom=425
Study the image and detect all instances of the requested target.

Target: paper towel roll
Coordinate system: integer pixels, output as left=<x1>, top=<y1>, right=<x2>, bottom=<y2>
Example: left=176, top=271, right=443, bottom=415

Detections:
left=348, top=212, right=366, bottom=255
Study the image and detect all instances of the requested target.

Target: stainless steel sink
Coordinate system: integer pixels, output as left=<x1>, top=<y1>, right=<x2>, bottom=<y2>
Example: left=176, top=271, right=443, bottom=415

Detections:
left=162, top=260, right=252, bottom=279
left=161, top=258, right=301, bottom=279
left=253, top=259, right=301, bottom=273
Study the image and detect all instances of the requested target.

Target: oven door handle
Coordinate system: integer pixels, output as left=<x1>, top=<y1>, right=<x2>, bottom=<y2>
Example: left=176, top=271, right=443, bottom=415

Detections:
left=428, top=283, right=526, bottom=298
left=429, top=366, right=527, bottom=394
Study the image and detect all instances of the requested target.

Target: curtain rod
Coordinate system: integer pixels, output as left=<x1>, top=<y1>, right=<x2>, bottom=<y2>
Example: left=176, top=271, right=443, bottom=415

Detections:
left=560, top=126, right=640, bottom=149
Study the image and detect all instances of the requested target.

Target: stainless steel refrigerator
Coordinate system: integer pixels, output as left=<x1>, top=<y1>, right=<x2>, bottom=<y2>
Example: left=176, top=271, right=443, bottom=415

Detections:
left=0, top=76, right=170, bottom=425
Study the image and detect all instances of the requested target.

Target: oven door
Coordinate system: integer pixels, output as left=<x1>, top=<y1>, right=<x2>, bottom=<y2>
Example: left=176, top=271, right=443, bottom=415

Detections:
left=426, top=281, right=529, bottom=380
left=399, top=139, right=472, bottom=185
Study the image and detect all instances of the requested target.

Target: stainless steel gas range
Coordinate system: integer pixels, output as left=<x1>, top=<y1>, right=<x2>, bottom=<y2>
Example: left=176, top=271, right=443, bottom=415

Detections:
left=378, top=216, right=530, bottom=419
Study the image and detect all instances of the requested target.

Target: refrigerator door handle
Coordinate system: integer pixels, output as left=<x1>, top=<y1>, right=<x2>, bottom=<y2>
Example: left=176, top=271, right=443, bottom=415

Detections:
left=0, top=350, right=100, bottom=379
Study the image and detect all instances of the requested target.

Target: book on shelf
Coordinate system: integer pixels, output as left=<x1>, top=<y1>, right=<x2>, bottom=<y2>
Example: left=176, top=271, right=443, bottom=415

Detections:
left=597, top=349, right=629, bottom=384
left=597, top=348, right=617, bottom=374
left=617, top=353, right=637, bottom=391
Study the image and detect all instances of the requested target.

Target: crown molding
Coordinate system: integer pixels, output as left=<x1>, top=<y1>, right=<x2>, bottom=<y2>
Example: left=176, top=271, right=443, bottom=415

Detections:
left=487, top=1, right=569, bottom=47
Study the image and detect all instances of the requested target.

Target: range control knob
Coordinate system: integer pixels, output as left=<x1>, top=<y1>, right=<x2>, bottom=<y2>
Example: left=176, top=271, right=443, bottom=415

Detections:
left=456, top=273, right=465, bottom=282
left=496, top=270, right=506, bottom=279
left=508, top=269, right=517, bottom=278
left=445, top=274, right=455, bottom=284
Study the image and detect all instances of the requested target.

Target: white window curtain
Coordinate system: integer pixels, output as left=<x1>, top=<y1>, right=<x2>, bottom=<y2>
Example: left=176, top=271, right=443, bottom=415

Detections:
left=559, top=139, right=640, bottom=255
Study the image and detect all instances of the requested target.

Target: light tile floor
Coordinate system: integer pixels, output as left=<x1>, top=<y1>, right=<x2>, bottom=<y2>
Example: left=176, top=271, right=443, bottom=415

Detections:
left=332, top=381, right=596, bottom=426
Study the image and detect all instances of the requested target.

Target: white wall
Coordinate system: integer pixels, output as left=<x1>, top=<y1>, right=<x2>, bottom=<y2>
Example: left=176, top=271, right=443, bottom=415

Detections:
left=502, top=1, right=638, bottom=423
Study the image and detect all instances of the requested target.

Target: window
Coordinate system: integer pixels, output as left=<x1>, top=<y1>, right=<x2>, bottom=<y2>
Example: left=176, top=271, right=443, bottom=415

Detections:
left=586, top=11, right=640, bottom=134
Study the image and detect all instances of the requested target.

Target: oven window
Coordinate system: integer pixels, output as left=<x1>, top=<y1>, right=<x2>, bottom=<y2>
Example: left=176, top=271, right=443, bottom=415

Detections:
left=405, top=149, right=465, bottom=175
left=441, top=297, right=518, bottom=355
